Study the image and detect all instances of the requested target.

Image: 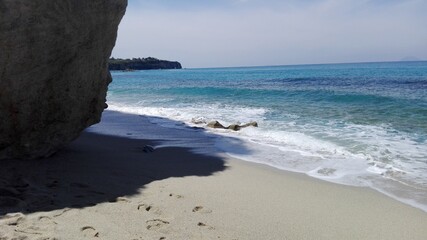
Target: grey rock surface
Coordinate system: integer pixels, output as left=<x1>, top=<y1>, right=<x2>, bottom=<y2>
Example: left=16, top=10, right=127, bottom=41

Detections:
left=0, top=0, right=127, bottom=159
left=207, top=121, right=226, bottom=129
left=206, top=121, right=258, bottom=131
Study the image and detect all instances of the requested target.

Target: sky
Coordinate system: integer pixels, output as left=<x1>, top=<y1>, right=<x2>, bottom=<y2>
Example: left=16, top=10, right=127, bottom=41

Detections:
left=112, top=0, right=427, bottom=68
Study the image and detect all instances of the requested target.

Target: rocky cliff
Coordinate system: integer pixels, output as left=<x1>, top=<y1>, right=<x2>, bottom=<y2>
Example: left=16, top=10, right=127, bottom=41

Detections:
left=109, top=57, right=182, bottom=70
left=0, top=0, right=127, bottom=159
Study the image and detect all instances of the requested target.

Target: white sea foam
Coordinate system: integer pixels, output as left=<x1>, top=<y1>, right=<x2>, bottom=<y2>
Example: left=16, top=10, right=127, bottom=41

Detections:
left=92, top=103, right=427, bottom=212
left=107, top=103, right=268, bottom=128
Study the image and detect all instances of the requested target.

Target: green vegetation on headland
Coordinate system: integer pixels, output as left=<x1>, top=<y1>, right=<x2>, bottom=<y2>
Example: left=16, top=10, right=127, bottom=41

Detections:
left=108, top=57, right=182, bottom=71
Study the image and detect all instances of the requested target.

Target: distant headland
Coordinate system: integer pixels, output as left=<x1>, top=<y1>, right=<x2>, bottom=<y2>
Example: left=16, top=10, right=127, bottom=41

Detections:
left=108, top=57, right=182, bottom=71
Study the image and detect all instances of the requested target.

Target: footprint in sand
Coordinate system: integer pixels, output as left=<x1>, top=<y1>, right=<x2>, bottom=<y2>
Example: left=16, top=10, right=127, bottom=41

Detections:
left=0, top=213, right=26, bottom=226
left=192, top=206, right=212, bottom=214
left=12, top=216, right=57, bottom=236
left=197, top=222, right=215, bottom=230
left=137, top=203, right=152, bottom=212
left=38, top=216, right=57, bottom=225
left=192, top=206, right=203, bottom=212
left=168, top=193, right=183, bottom=199
left=146, top=219, right=170, bottom=230
left=137, top=203, right=162, bottom=215
left=81, top=226, right=99, bottom=238
left=29, top=216, right=58, bottom=233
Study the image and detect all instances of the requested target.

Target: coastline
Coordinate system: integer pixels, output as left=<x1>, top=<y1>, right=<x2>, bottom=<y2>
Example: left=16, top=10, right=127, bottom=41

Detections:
left=106, top=62, right=427, bottom=213
left=1, top=119, right=427, bottom=239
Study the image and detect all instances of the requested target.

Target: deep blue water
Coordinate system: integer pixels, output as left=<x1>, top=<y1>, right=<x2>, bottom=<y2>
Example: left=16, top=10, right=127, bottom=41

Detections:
left=104, top=61, right=427, bottom=211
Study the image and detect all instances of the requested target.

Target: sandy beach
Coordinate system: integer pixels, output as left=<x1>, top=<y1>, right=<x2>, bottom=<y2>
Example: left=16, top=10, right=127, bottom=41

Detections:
left=1, top=130, right=427, bottom=240
left=2, top=0, right=426, bottom=239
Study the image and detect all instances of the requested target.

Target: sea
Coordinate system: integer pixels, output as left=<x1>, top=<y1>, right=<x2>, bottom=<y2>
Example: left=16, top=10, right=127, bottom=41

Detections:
left=89, top=61, right=427, bottom=212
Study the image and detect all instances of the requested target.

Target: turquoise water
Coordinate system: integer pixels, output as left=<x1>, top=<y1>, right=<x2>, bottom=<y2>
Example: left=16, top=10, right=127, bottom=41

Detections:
left=102, top=61, right=427, bottom=211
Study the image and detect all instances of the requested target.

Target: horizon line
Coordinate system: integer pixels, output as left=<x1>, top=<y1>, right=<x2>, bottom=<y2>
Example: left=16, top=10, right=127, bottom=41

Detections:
left=181, top=59, right=427, bottom=70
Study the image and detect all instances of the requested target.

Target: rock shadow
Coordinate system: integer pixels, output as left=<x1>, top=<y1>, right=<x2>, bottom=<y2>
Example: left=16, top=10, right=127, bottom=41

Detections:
left=0, top=129, right=233, bottom=215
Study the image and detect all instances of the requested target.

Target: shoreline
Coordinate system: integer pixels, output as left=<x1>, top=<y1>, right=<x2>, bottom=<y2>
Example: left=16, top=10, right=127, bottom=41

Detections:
left=1, top=129, right=427, bottom=239
left=229, top=153, right=427, bottom=214
left=92, top=110, right=427, bottom=213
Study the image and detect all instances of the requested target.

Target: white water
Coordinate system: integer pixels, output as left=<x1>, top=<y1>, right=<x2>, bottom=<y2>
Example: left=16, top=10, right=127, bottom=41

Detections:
left=89, top=105, right=427, bottom=213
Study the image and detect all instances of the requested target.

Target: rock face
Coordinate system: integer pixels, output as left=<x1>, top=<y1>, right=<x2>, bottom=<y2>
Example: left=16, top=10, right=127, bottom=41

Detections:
left=0, top=0, right=127, bottom=159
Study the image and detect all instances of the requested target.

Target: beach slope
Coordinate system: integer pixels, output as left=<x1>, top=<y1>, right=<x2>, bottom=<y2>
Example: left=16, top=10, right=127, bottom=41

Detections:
left=1, top=132, right=426, bottom=239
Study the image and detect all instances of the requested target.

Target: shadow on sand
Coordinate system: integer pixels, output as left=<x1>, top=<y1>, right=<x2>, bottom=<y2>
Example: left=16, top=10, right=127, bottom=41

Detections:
left=0, top=112, right=251, bottom=215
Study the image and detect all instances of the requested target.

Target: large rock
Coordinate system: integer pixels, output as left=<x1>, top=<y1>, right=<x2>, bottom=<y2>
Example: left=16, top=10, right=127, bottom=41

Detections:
left=0, top=0, right=127, bottom=159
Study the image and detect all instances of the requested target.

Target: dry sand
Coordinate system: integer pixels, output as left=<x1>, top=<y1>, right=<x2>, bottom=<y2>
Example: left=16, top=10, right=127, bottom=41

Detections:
left=1, top=132, right=427, bottom=239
